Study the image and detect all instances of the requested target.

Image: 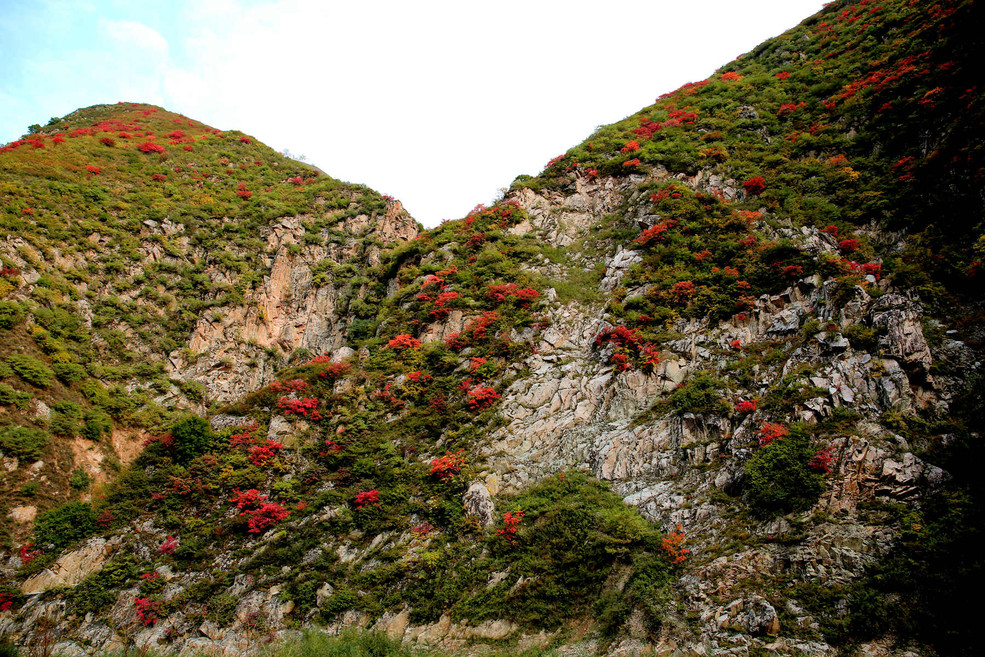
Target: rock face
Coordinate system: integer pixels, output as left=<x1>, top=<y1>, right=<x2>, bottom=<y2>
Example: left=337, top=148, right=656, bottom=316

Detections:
left=21, top=537, right=120, bottom=594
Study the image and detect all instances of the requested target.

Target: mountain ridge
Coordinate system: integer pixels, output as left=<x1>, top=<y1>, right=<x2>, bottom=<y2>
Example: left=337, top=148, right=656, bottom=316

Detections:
left=1, top=1, right=982, bottom=655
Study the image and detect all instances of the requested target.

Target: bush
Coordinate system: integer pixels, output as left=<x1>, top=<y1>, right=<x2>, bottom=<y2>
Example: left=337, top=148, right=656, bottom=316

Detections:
left=51, top=401, right=83, bottom=437
left=81, top=409, right=114, bottom=441
left=6, top=354, right=54, bottom=387
left=33, top=501, right=97, bottom=550
left=170, top=415, right=215, bottom=464
left=669, top=372, right=731, bottom=415
left=0, top=383, right=30, bottom=408
left=52, top=362, right=87, bottom=385
left=0, top=425, right=49, bottom=460
left=0, top=301, right=24, bottom=330
left=745, top=425, right=824, bottom=515
left=70, top=467, right=91, bottom=491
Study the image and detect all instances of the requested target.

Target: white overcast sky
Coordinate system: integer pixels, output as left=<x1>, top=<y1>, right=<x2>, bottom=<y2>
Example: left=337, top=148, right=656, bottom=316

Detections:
left=0, top=0, right=828, bottom=226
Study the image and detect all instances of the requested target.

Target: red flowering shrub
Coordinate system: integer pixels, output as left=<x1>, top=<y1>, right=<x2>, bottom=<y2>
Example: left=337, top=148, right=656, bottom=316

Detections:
left=775, top=71, right=791, bottom=79
left=388, top=334, right=421, bottom=350
left=138, top=142, right=165, bottom=154
left=231, top=488, right=266, bottom=510
left=838, top=239, right=861, bottom=252
left=721, top=71, right=742, bottom=81
left=96, top=509, right=115, bottom=529
left=0, top=592, right=13, bottom=612
left=735, top=399, right=757, bottom=413
left=99, top=136, right=115, bottom=146
left=672, top=281, right=697, bottom=302
left=86, top=165, right=101, bottom=175
left=497, top=510, right=524, bottom=543
left=467, top=387, right=501, bottom=410
left=430, top=450, right=465, bottom=480
left=633, top=218, right=677, bottom=247
left=486, top=283, right=540, bottom=306
left=245, top=502, right=289, bottom=533
left=276, top=396, right=322, bottom=420
left=730, top=339, right=743, bottom=350
left=239, top=136, right=251, bottom=144
left=135, top=597, right=160, bottom=626
left=287, top=176, right=304, bottom=185
left=619, top=140, right=641, bottom=153
left=595, top=325, right=641, bottom=349
left=248, top=439, right=284, bottom=466
left=236, top=183, right=252, bottom=199
left=662, top=525, right=690, bottom=564
left=320, top=439, right=344, bottom=456
left=809, top=447, right=833, bottom=473
left=742, top=176, right=767, bottom=195
left=610, top=353, right=631, bottom=370
left=622, top=158, right=642, bottom=168
left=822, top=225, right=839, bottom=236
left=782, top=265, right=804, bottom=277
left=158, top=536, right=179, bottom=554
left=270, top=379, right=308, bottom=393
left=584, top=167, right=599, bottom=179
left=19, top=544, right=41, bottom=565
left=759, top=423, right=789, bottom=447
left=411, top=521, right=435, bottom=536
left=151, top=173, right=166, bottom=182
left=354, top=490, right=381, bottom=509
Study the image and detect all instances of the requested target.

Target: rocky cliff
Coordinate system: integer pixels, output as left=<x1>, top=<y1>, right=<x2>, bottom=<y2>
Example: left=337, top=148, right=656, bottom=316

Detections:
left=1, top=1, right=982, bottom=656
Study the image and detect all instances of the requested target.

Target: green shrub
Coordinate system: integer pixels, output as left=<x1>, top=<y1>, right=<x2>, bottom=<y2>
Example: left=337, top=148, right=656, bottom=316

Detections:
left=0, top=383, right=30, bottom=408
left=51, top=401, right=84, bottom=437
left=745, top=426, right=824, bottom=515
left=169, top=415, right=215, bottom=464
left=69, top=467, right=91, bottom=491
left=81, top=409, right=113, bottom=441
left=33, top=501, right=97, bottom=550
left=0, top=425, right=49, bottom=460
left=0, top=301, right=24, bottom=330
left=669, top=372, right=731, bottom=415
left=52, top=362, right=87, bottom=385
left=6, top=354, right=54, bottom=388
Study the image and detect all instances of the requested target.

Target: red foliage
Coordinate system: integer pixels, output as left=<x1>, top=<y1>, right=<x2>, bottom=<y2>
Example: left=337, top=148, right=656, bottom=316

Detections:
left=775, top=71, right=791, bottom=79
left=809, top=447, right=833, bottom=473
left=759, top=423, right=789, bottom=447
left=486, top=283, right=540, bottom=306
left=622, top=158, right=642, bottom=168
left=730, top=339, right=743, bottom=350
left=720, top=71, right=742, bottom=81
left=822, top=224, right=839, bottom=236
left=158, top=536, right=179, bottom=554
left=287, top=176, right=304, bottom=185
left=742, top=176, right=767, bottom=195
left=99, top=137, right=115, bottom=147
left=248, top=439, right=284, bottom=466
left=354, top=490, right=381, bottom=509
left=269, top=379, right=308, bottom=393
left=430, top=450, right=465, bottom=480
left=595, top=325, right=641, bottom=349
left=138, top=142, right=165, bottom=154
left=467, top=386, right=501, bottom=410
left=239, top=137, right=251, bottom=144
left=672, top=280, right=697, bottom=301
left=610, top=353, right=631, bottom=370
left=735, top=399, right=757, bottom=413
left=388, top=334, right=421, bottom=350
left=245, top=502, right=289, bottom=533
left=183, top=145, right=194, bottom=151
left=662, top=525, right=690, bottom=564
left=96, top=510, right=115, bottom=529
left=497, top=510, right=524, bottom=543
left=838, top=239, right=861, bottom=252
left=0, top=592, right=12, bottom=612
left=135, top=597, right=160, bottom=626
left=86, top=165, right=101, bottom=175
left=619, top=140, right=641, bottom=153
left=782, top=265, right=804, bottom=277
left=236, top=183, right=252, bottom=199
left=276, top=396, right=322, bottom=420
left=19, top=544, right=41, bottom=565
left=150, top=173, right=166, bottom=182
left=411, top=521, right=435, bottom=536
left=231, top=488, right=266, bottom=511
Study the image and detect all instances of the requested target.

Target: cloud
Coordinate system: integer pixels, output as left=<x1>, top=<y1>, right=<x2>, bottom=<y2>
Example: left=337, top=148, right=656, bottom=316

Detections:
left=100, top=19, right=170, bottom=62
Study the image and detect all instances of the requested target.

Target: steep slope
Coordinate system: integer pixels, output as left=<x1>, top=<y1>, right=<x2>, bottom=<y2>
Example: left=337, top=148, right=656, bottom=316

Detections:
left=2, top=1, right=983, bottom=656
left=0, top=103, right=417, bottom=544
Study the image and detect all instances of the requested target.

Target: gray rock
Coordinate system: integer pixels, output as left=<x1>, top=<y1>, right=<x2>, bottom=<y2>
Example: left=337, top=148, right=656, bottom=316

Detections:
left=463, top=482, right=496, bottom=527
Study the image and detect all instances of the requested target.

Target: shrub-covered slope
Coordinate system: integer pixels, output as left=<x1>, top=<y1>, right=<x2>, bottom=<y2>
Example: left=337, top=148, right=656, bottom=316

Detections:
left=1, top=1, right=983, bottom=656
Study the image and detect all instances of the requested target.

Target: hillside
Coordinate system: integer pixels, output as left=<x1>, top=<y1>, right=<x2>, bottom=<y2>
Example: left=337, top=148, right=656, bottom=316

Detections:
left=1, top=1, right=983, bottom=656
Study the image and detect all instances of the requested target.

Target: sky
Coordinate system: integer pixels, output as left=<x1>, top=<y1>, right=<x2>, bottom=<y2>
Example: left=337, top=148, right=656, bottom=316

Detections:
left=0, top=0, right=829, bottom=227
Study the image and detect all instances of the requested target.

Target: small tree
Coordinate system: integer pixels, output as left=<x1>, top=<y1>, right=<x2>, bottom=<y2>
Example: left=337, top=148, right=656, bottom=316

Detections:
left=169, top=416, right=214, bottom=464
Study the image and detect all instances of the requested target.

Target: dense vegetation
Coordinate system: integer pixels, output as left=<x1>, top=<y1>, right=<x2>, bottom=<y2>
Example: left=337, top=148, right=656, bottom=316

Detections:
left=1, top=1, right=982, bottom=655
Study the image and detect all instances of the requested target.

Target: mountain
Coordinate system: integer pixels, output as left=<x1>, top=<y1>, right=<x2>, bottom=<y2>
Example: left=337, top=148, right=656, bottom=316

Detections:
left=1, top=0, right=982, bottom=655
